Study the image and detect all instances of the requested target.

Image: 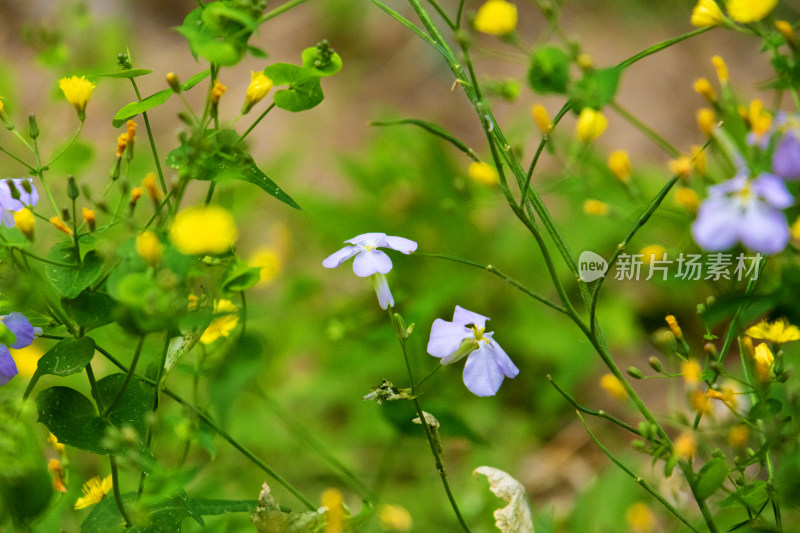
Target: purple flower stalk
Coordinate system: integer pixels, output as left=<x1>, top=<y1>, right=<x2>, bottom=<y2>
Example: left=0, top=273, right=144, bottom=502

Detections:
left=0, top=178, right=38, bottom=227
left=692, top=172, right=793, bottom=254
left=322, top=232, right=418, bottom=309
left=427, top=306, right=519, bottom=397
left=0, top=312, right=42, bottom=386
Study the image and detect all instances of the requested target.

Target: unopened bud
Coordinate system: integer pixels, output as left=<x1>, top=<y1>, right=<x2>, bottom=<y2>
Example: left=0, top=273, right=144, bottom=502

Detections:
left=627, top=366, right=644, bottom=379
left=648, top=356, right=663, bottom=373
left=49, top=216, right=73, bottom=236
left=392, top=313, right=409, bottom=339
left=82, top=207, right=96, bottom=232
left=167, top=72, right=181, bottom=93
left=60, top=207, right=70, bottom=223
left=28, top=114, right=39, bottom=139
left=67, top=175, right=79, bottom=200
left=143, top=173, right=160, bottom=203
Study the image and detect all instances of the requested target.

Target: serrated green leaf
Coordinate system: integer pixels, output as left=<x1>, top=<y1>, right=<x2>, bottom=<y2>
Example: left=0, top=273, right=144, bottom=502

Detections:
left=300, top=46, right=343, bottom=77
left=694, top=458, right=728, bottom=500
left=94, top=69, right=153, bottom=80
left=37, top=337, right=95, bottom=377
left=527, top=46, right=570, bottom=95
left=569, top=67, right=621, bottom=111
left=45, top=243, right=104, bottom=299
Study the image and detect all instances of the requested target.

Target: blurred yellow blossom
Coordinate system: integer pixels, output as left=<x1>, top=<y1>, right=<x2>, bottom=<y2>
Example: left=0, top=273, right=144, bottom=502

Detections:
left=143, top=173, right=161, bottom=202
left=48, top=432, right=65, bottom=453
left=115, top=132, right=129, bottom=158
left=474, top=0, right=518, bottom=35
left=640, top=245, right=666, bottom=265
left=727, top=0, right=778, bottom=23
left=746, top=99, right=772, bottom=142
left=322, top=488, right=346, bottom=533
left=608, top=149, right=631, bottom=182
left=13, top=207, right=35, bottom=240
left=675, top=187, right=700, bottom=211
left=728, top=424, right=749, bottom=448
left=531, top=104, right=553, bottom=134
left=626, top=502, right=656, bottom=533
left=75, top=476, right=112, bottom=509
left=753, top=343, right=774, bottom=382
left=169, top=206, right=238, bottom=255
left=200, top=299, right=239, bottom=344
left=583, top=199, right=609, bottom=216
left=681, top=359, right=702, bottom=385
left=243, top=71, right=273, bottom=114
left=791, top=215, right=800, bottom=241
left=711, top=55, right=728, bottom=84
left=10, top=342, right=43, bottom=377
left=136, top=231, right=163, bottom=265
left=747, top=317, right=800, bottom=344
left=691, top=145, right=707, bottom=176
left=776, top=20, right=796, bottom=44
left=668, top=156, right=692, bottom=179
left=575, top=108, right=607, bottom=142
left=468, top=161, right=500, bottom=186
left=48, top=458, right=67, bottom=493
left=706, top=387, right=738, bottom=410
left=690, top=0, right=724, bottom=27
left=210, top=80, right=226, bottom=105
left=82, top=207, right=96, bottom=232
left=59, top=75, right=95, bottom=120
left=49, top=216, right=73, bottom=237
left=250, top=247, right=282, bottom=286
left=693, top=77, right=716, bottom=102
left=697, top=107, right=716, bottom=137
left=690, top=389, right=712, bottom=414
left=600, top=373, right=627, bottom=400
left=379, top=504, right=412, bottom=531
left=674, top=432, right=697, bottom=459
left=665, top=315, right=683, bottom=340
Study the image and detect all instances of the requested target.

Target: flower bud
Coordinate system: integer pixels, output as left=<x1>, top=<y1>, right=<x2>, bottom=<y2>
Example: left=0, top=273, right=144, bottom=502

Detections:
left=575, top=108, right=607, bottom=143
left=711, top=55, right=728, bottom=84
left=531, top=104, right=553, bottom=134
left=166, top=72, right=181, bottom=93
left=13, top=207, right=34, bottom=241
left=690, top=0, right=723, bottom=28
left=468, top=161, right=500, bottom=186
left=28, top=114, right=39, bottom=139
left=49, top=216, right=73, bottom=236
left=693, top=77, right=716, bottom=103
left=210, top=80, right=226, bottom=106
left=67, top=175, right=79, bottom=200
left=776, top=20, right=796, bottom=45
left=583, top=199, right=609, bottom=216
left=627, top=366, right=644, bottom=379
left=648, top=356, right=663, bottom=373
left=136, top=230, right=163, bottom=265
left=82, top=207, right=96, bottom=232
left=242, top=71, right=273, bottom=114
left=143, top=173, right=160, bottom=203
left=696, top=107, right=716, bottom=137
left=0, top=97, right=13, bottom=130
left=608, top=149, right=631, bottom=182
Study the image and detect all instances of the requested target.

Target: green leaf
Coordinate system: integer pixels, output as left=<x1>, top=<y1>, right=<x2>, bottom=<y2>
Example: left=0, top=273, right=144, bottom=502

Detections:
left=112, top=89, right=172, bottom=128
left=221, top=259, right=262, bottom=295
left=36, top=387, right=109, bottom=454
left=248, top=45, right=269, bottom=59
left=569, top=67, right=621, bottom=111
left=223, top=157, right=301, bottom=209
left=301, top=46, right=343, bottom=77
left=37, top=337, right=96, bottom=377
left=263, top=63, right=309, bottom=86
left=94, top=69, right=153, bottom=80
left=694, top=458, right=728, bottom=500
left=182, top=70, right=211, bottom=91
left=81, top=493, right=182, bottom=533
left=200, top=1, right=257, bottom=34
left=97, top=373, right=151, bottom=437
left=749, top=399, right=782, bottom=420
left=718, top=481, right=768, bottom=508
left=64, top=291, right=118, bottom=330
left=45, top=242, right=104, bottom=299
left=175, top=5, right=253, bottom=66
left=527, top=46, right=570, bottom=94
left=273, top=78, right=324, bottom=112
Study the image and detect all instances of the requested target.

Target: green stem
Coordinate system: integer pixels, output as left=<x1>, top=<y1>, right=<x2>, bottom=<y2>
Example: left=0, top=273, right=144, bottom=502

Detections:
left=615, top=27, right=712, bottom=70
left=370, top=119, right=479, bottom=161
left=610, top=101, right=680, bottom=157
left=130, top=79, right=170, bottom=206
left=44, top=122, right=84, bottom=167
left=0, top=145, right=35, bottom=172
left=260, top=0, right=310, bottom=22
left=240, top=102, right=276, bottom=141
left=138, top=333, right=170, bottom=499
left=102, top=336, right=145, bottom=417
left=109, top=455, right=133, bottom=527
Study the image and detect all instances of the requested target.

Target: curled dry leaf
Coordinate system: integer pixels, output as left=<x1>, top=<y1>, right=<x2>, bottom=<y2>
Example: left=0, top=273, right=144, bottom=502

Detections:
left=473, top=466, right=534, bottom=533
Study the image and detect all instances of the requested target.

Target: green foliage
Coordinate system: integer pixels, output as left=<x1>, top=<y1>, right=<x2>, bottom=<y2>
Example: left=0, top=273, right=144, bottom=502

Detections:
left=527, top=45, right=570, bottom=94
left=46, top=241, right=104, bottom=299
left=111, top=71, right=210, bottom=127
left=176, top=3, right=259, bottom=66
left=569, top=67, right=621, bottom=111
left=36, top=337, right=95, bottom=377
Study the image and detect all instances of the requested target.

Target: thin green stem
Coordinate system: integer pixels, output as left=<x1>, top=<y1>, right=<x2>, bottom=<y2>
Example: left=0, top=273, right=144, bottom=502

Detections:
left=240, top=102, right=276, bottom=141
left=44, top=122, right=84, bottom=167
left=260, top=0, right=310, bottom=22
left=130, top=79, right=170, bottom=205
left=102, top=336, right=145, bottom=417
left=610, top=101, right=680, bottom=157
left=425, top=0, right=456, bottom=29
left=370, top=119, right=479, bottom=161
left=0, top=145, right=35, bottom=171
left=109, top=455, right=133, bottom=527
left=616, top=27, right=712, bottom=70
left=138, top=333, right=170, bottom=499
left=415, top=363, right=443, bottom=389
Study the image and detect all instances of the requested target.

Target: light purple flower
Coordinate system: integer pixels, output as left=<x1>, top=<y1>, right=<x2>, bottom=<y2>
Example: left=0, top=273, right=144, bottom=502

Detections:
left=0, top=312, right=42, bottom=386
left=692, top=172, right=793, bottom=254
left=427, top=305, right=519, bottom=397
left=773, top=130, right=800, bottom=180
left=0, top=178, right=38, bottom=228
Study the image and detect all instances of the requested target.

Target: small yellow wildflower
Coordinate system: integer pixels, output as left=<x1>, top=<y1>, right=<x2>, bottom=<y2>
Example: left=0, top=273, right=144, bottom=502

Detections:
left=675, top=187, right=700, bottom=211
left=666, top=315, right=683, bottom=340
left=668, top=156, right=692, bottom=180
left=626, top=502, right=656, bottom=533
left=379, top=504, right=413, bottom=531
left=531, top=104, right=553, bottom=134
left=747, top=317, right=800, bottom=344
left=58, top=76, right=95, bottom=121
left=746, top=99, right=772, bottom=143
left=608, top=149, right=631, bottom=182
left=321, top=488, right=346, bottom=533
left=728, top=424, right=749, bottom=448
left=640, top=244, right=666, bottom=265
left=583, top=199, right=609, bottom=216
left=126, top=120, right=137, bottom=145
left=48, top=459, right=67, bottom=493
left=776, top=20, right=796, bottom=44
left=166, top=72, right=181, bottom=93
left=143, top=173, right=160, bottom=202
left=577, top=53, right=593, bottom=70
left=711, top=55, right=728, bottom=84
left=693, top=77, right=716, bottom=102
left=200, top=299, right=239, bottom=344
left=210, top=80, right=226, bottom=105
left=690, top=0, right=724, bottom=27
left=691, top=145, right=707, bottom=176
left=690, top=390, right=712, bottom=414
left=242, top=71, right=273, bottom=114
left=74, top=475, right=113, bottom=509
left=10, top=342, right=43, bottom=377
left=575, top=108, right=607, bottom=143
left=82, top=207, right=96, bottom=232
left=130, top=187, right=143, bottom=204
left=474, top=0, right=518, bottom=35
left=13, top=207, right=35, bottom=240
left=136, top=231, right=163, bottom=265
left=49, top=216, right=73, bottom=237
left=706, top=387, right=738, bottom=410
left=115, top=132, right=129, bottom=158
left=250, top=247, right=282, bottom=286
left=674, top=432, right=697, bottom=459
left=727, top=0, right=778, bottom=24
left=681, top=359, right=702, bottom=385
left=170, top=206, right=238, bottom=256
left=753, top=343, right=774, bottom=382
left=791, top=215, right=800, bottom=241
left=48, top=432, right=66, bottom=453
left=468, top=161, right=500, bottom=186
left=600, top=373, right=628, bottom=400
left=697, top=107, right=716, bottom=137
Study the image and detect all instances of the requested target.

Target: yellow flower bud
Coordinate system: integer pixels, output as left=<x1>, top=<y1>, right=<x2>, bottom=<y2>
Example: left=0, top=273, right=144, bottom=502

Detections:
left=776, top=20, right=796, bottom=44
left=691, top=145, right=707, bottom=176
left=169, top=205, right=238, bottom=255
left=474, top=0, right=518, bottom=36
left=210, top=80, right=226, bottom=105
left=13, top=207, right=35, bottom=240
left=130, top=187, right=143, bottom=204
left=82, top=207, right=96, bottom=232
left=242, top=71, right=273, bottom=114
left=49, top=216, right=73, bottom=236
left=58, top=75, right=95, bottom=121
left=697, top=107, right=716, bottom=137
left=48, top=458, right=67, bottom=493
left=754, top=343, right=774, bottom=382
left=577, top=53, right=593, bottom=70
left=669, top=156, right=692, bottom=179
left=681, top=359, right=702, bottom=384
left=674, top=432, right=697, bottom=459
left=727, top=0, right=778, bottom=24
left=115, top=133, right=129, bottom=158
left=675, top=187, right=700, bottom=211
left=666, top=314, right=683, bottom=340
left=711, top=55, right=728, bottom=84
left=136, top=230, right=163, bottom=265
left=468, top=161, right=500, bottom=186
left=600, top=373, right=628, bottom=400
left=126, top=120, right=137, bottom=145
left=608, top=149, right=631, bottom=182
left=575, top=108, right=607, bottom=143
left=321, top=488, right=346, bottom=533
left=143, top=173, right=160, bottom=202
left=583, top=199, right=609, bottom=216
left=690, top=0, right=724, bottom=27
left=166, top=72, right=181, bottom=93
left=693, top=77, right=716, bottom=102
left=530, top=104, right=553, bottom=134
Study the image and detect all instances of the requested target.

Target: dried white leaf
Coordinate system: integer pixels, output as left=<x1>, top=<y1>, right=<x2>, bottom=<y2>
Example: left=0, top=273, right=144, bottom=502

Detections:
left=474, top=466, right=534, bottom=533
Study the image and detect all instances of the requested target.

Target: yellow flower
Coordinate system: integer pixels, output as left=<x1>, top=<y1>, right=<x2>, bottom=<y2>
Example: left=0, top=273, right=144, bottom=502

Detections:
left=776, top=20, right=796, bottom=44
left=640, top=245, right=666, bottom=265
left=753, top=343, right=774, bottom=382
left=674, top=432, right=697, bottom=459
left=665, top=315, right=683, bottom=340
left=242, top=71, right=273, bottom=114
left=169, top=206, right=238, bottom=255
left=746, top=317, right=800, bottom=344
left=583, top=199, right=609, bottom=216
left=691, top=0, right=724, bottom=27
left=575, top=108, right=607, bottom=143
left=693, top=77, right=716, bottom=102
left=626, top=502, right=656, bottom=533
left=322, top=488, right=346, bottom=533
left=668, top=155, right=692, bottom=179
left=75, top=475, right=112, bottom=509
left=13, top=207, right=35, bottom=240
left=49, top=216, right=73, bottom=237
left=143, top=173, right=161, bottom=202
left=48, top=432, right=66, bottom=453
left=600, top=373, right=628, bottom=400
left=727, top=0, right=778, bottom=24
left=697, top=107, right=716, bottom=137
left=130, top=187, right=143, bottom=204
left=136, top=231, right=163, bottom=265
left=379, top=504, right=413, bottom=531
left=531, top=104, right=553, bottom=134
left=690, top=389, right=712, bottom=414
left=48, top=459, right=67, bottom=493
left=82, top=207, right=96, bottom=232
left=126, top=120, right=137, bottom=145
left=706, top=387, right=738, bottom=410
left=468, top=161, right=500, bottom=186
left=200, top=299, right=239, bottom=344
left=746, top=99, right=772, bottom=143
left=728, top=424, right=749, bottom=448
left=608, top=149, right=631, bottom=182
left=250, top=247, right=282, bottom=286
left=691, top=145, right=707, bottom=176
left=711, top=55, right=728, bottom=84
left=474, top=0, right=518, bottom=35
left=681, top=359, right=702, bottom=385
left=58, top=76, right=95, bottom=121
left=115, top=133, right=129, bottom=158
left=675, top=187, right=700, bottom=211
left=210, top=80, right=226, bottom=105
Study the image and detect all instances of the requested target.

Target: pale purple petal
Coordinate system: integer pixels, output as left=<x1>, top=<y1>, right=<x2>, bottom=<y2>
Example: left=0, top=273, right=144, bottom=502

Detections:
left=773, top=133, right=800, bottom=180
left=3, top=312, right=35, bottom=349
left=322, top=246, right=360, bottom=269
left=352, top=249, right=392, bottom=277
left=486, top=336, right=519, bottom=378
left=427, top=319, right=470, bottom=358
left=739, top=204, right=790, bottom=254
left=752, top=174, right=794, bottom=209
left=371, top=273, right=394, bottom=309
left=462, top=347, right=505, bottom=397
left=692, top=198, right=740, bottom=251
left=708, top=174, right=747, bottom=196
left=346, top=232, right=387, bottom=246
left=383, top=236, right=418, bottom=254
left=0, top=209, right=15, bottom=228
left=17, top=179, right=38, bottom=207
left=452, top=305, right=488, bottom=329
left=0, top=346, right=18, bottom=386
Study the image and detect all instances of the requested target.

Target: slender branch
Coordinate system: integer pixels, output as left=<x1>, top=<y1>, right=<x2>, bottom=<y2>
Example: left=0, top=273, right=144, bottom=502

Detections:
left=103, top=336, right=145, bottom=417
left=130, top=79, right=170, bottom=206
left=370, top=118, right=479, bottom=161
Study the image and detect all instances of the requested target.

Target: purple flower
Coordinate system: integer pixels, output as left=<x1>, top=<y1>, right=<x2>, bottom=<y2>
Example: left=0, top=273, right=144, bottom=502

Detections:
left=773, top=130, right=800, bottom=180
left=323, top=232, right=418, bottom=309
left=692, top=172, right=793, bottom=254
left=427, top=306, right=519, bottom=397
left=0, top=178, right=38, bottom=228
left=0, top=312, right=42, bottom=386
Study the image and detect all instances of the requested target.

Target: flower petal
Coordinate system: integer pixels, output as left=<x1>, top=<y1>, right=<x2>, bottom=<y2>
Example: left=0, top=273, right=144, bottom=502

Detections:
left=486, top=336, right=519, bottom=378
left=0, top=346, right=18, bottom=386
left=427, top=319, right=470, bottom=359
left=739, top=203, right=789, bottom=254
left=692, top=197, right=739, bottom=251
left=752, top=173, right=794, bottom=209
left=346, top=232, right=387, bottom=246
left=383, top=236, right=418, bottom=254
left=453, top=305, right=489, bottom=329
left=352, top=249, right=392, bottom=277
left=3, top=312, right=35, bottom=349
left=322, top=246, right=360, bottom=269
left=371, top=273, right=394, bottom=309
left=462, top=347, right=505, bottom=396
left=773, top=133, right=800, bottom=180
